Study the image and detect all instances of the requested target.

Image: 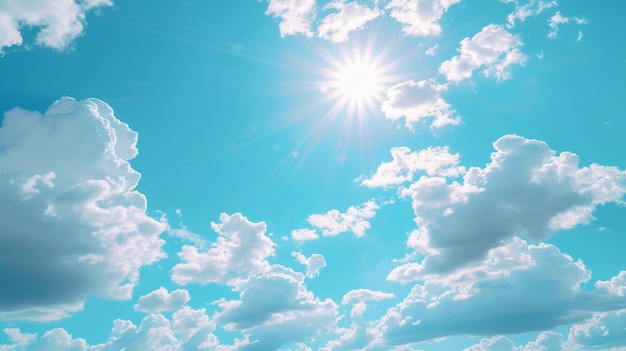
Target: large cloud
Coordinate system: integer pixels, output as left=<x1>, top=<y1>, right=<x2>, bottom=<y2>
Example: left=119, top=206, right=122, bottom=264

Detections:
left=0, top=97, right=165, bottom=321
left=380, top=79, right=460, bottom=130
left=0, top=0, right=112, bottom=52
left=386, top=0, right=461, bottom=37
left=392, top=134, right=626, bottom=275
left=317, top=1, right=381, bottom=43
left=171, top=213, right=275, bottom=285
left=217, top=265, right=338, bottom=351
left=439, top=24, right=527, bottom=82
left=375, top=238, right=626, bottom=347
left=0, top=306, right=219, bottom=350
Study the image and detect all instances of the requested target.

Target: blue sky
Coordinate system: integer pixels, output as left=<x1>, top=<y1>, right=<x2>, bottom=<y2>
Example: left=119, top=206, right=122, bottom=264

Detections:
left=1, top=0, right=626, bottom=350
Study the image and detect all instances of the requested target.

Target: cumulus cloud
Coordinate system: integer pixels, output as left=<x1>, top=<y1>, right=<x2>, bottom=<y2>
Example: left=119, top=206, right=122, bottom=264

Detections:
left=217, top=265, right=338, bottom=350
left=306, top=199, right=380, bottom=237
left=392, top=135, right=626, bottom=275
left=291, top=228, right=319, bottom=241
left=548, top=11, right=587, bottom=39
left=381, top=79, right=460, bottom=130
left=317, top=1, right=381, bottom=42
left=569, top=309, right=626, bottom=350
left=265, top=0, right=316, bottom=37
left=376, top=239, right=626, bottom=347
left=464, top=331, right=565, bottom=351
left=503, top=0, right=558, bottom=27
left=439, top=24, right=527, bottom=82
left=0, top=97, right=165, bottom=321
left=0, top=0, right=112, bottom=52
left=292, top=252, right=327, bottom=278
left=359, top=145, right=465, bottom=188
left=386, top=0, right=461, bottom=37
left=133, top=287, right=191, bottom=313
left=171, top=213, right=275, bottom=285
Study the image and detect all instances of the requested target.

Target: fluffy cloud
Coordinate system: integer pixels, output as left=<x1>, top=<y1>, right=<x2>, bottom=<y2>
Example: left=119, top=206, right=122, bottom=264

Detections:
left=292, top=252, right=327, bottom=278
left=306, top=199, right=380, bottom=238
left=317, top=1, right=381, bottom=42
left=217, top=265, right=338, bottom=351
left=569, top=310, right=626, bottom=350
left=265, top=0, right=316, bottom=37
left=133, top=287, right=191, bottom=313
left=547, top=11, right=587, bottom=39
left=381, top=79, right=460, bottom=130
left=171, top=213, right=275, bottom=285
left=439, top=24, right=527, bottom=82
left=322, top=289, right=396, bottom=351
left=386, top=0, right=461, bottom=37
left=359, top=145, right=465, bottom=188
left=376, top=238, right=626, bottom=347
left=0, top=0, right=112, bottom=52
left=291, top=228, right=319, bottom=241
left=464, top=331, right=565, bottom=351
left=0, top=97, right=165, bottom=321
left=0, top=306, right=218, bottom=350
left=393, top=135, right=626, bottom=275
left=503, top=0, right=558, bottom=27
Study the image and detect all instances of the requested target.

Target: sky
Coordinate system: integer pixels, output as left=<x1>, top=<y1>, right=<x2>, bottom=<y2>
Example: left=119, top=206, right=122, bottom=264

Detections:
left=0, top=0, right=625, bottom=350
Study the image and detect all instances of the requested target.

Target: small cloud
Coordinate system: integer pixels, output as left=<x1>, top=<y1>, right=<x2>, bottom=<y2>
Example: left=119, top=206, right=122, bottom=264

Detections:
left=307, top=199, right=380, bottom=237
left=134, top=287, right=190, bottom=313
left=317, top=1, right=381, bottom=43
left=292, top=252, right=327, bottom=278
left=291, top=228, right=319, bottom=241
left=425, top=44, right=438, bottom=56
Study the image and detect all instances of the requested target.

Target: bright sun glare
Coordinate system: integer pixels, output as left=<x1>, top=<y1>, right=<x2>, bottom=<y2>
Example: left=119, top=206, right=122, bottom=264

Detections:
left=336, top=60, right=380, bottom=102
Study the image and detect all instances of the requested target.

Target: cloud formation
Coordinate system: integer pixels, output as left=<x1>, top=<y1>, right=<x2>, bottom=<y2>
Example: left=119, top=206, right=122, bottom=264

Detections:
left=439, top=24, right=527, bottom=82
left=171, top=213, right=275, bottom=285
left=377, top=238, right=626, bottom=347
left=0, top=0, right=112, bottom=52
left=381, top=79, right=460, bottom=130
left=317, top=1, right=381, bottom=42
left=265, top=0, right=316, bottom=37
left=0, top=97, right=165, bottom=321
left=292, top=252, right=327, bottom=278
left=359, top=145, right=465, bottom=188
left=133, top=287, right=191, bottom=313
left=217, top=265, right=338, bottom=350
left=386, top=0, right=461, bottom=37
left=305, top=199, right=380, bottom=238
left=392, top=135, right=626, bottom=275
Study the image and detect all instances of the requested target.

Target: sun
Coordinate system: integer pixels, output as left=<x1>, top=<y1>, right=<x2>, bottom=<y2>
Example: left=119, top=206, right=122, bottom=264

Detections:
left=335, top=58, right=381, bottom=103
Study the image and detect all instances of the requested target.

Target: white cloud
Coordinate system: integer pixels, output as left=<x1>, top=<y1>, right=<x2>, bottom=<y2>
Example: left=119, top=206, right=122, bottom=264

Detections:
left=381, top=79, right=460, bottom=130
left=392, top=135, right=626, bottom=275
left=425, top=44, right=438, bottom=56
left=0, top=328, right=36, bottom=351
left=439, top=24, right=527, bottom=82
left=386, top=0, right=461, bottom=37
left=569, top=310, right=626, bottom=350
left=317, top=1, right=381, bottom=42
left=464, top=331, right=566, bottom=351
left=0, top=97, right=166, bottom=321
left=133, top=287, right=191, bottom=313
left=292, top=252, right=327, bottom=278
left=359, top=145, right=465, bottom=188
left=265, top=0, right=316, bottom=37
left=375, top=238, right=626, bottom=347
left=1, top=306, right=219, bottom=350
left=171, top=213, right=275, bottom=285
left=217, top=265, right=338, bottom=350
left=0, top=0, right=112, bottom=52
left=307, top=199, right=380, bottom=237
left=341, top=289, right=396, bottom=306
left=504, top=0, right=558, bottom=28
left=291, top=228, right=319, bottom=241
left=547, top=11, right=587, bottom=39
